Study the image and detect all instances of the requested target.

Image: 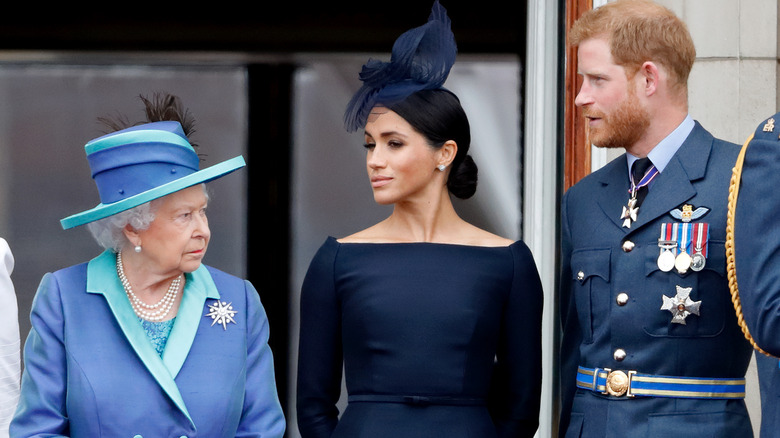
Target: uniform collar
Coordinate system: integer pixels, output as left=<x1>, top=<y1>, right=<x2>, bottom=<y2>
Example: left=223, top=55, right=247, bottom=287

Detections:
left=626, top=114, right=695, bottom=175
left=596, top=120, right=712, bottom=232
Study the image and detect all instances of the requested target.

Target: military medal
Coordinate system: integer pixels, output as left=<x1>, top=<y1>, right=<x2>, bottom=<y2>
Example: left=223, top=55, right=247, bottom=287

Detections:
left=620, top=162, right=659, bottom=228
left=690, top=223, right=709, bottom=272
left=674, top=222, right=693, bottom=274
left=675, top=251, right=691, bottom=274
left=690, top=251, right=705, bottom=271
left=665, top=206, right=710, bottom=274
left=657, top=243, right=676, bottom=272
left=661, top=285, right=701, bottom=324
left=657, top=224, right=677, bottom=272
left=620, top=197, right=639, bottom=228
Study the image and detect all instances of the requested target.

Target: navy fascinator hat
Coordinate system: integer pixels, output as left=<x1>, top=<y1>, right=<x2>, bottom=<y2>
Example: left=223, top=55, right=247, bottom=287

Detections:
left=343, top=0, right=457, bottom=132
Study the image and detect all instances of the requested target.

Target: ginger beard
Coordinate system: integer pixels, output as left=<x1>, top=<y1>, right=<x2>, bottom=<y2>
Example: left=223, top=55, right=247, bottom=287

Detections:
left=584, top=82, right=651, bottom=150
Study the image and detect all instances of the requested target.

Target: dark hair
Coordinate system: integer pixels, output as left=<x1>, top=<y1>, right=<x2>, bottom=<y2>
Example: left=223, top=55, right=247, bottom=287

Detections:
left=386, top=89, right=478, bottom=199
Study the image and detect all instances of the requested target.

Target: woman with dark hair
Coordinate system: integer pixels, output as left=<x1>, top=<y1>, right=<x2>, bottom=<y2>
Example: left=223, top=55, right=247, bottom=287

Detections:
left=296, top=2, right=543, bottom=437
left=384, top=88, right=477, bottom=199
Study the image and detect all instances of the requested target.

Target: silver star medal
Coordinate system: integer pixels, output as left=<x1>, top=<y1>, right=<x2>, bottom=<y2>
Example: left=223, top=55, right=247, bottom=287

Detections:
left=205, top=300, right=238, bottom=330
left=661, top=285, right=701, bottom=324
left=621, top=197, right=639, bottom=228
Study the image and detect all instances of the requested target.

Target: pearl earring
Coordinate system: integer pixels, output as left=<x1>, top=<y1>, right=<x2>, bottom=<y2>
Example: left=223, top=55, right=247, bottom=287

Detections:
left=437, top=164, right=446, bottom=171
left=134, top=245, right=142, bottom=253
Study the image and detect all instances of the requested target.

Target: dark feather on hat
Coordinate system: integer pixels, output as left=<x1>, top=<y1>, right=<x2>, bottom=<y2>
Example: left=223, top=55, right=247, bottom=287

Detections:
left=140, top=93, right=197, bottom=142
left=97, top=92, right=199, bottom=149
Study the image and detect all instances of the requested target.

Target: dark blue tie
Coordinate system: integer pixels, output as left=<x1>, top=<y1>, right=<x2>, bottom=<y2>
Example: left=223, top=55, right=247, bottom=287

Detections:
left=631, top=157, right=652, bottom=208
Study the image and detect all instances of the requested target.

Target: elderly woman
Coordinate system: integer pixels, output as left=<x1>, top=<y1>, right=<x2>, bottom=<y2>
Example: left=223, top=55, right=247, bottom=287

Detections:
left=11, top=95, right=286, bottom=437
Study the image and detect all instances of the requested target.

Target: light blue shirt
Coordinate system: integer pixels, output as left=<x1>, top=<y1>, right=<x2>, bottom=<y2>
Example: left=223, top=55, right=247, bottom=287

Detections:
left=626, top=115, right=695, bottom=178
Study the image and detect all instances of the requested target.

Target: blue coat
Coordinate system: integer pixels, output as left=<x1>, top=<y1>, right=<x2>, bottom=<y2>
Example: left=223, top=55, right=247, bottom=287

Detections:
left=731, top=112, right=780, bottom=437
left=11, top=250, right=286, bottom=438
left=559, top=122, right=754, bottom=437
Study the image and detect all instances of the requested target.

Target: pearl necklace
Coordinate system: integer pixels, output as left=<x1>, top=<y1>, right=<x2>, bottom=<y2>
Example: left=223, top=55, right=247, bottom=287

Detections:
left=116, top=251, right=182, bottom=322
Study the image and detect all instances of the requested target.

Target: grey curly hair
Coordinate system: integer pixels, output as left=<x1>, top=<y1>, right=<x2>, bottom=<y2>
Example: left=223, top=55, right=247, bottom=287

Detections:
left=86, top=201, right=159, bottom=253
left=86, top=184, right=210, bottom=252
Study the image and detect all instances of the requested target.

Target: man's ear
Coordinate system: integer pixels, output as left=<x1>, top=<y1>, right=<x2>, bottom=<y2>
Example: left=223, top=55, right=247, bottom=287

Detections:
left=639, top=61, right=661, bottom=97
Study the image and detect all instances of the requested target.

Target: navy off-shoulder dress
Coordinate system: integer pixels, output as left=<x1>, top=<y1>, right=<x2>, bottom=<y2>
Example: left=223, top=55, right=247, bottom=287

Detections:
left=297, top=237, right=543, bottom=437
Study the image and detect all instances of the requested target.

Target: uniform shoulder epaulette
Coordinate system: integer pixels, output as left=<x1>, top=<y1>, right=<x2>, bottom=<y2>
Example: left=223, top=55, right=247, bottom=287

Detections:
left=755, top=114, right=780, bottom=142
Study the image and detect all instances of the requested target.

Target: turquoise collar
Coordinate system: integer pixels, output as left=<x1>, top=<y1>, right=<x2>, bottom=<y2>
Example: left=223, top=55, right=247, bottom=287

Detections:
left=85, top=250, right=220, bottom=425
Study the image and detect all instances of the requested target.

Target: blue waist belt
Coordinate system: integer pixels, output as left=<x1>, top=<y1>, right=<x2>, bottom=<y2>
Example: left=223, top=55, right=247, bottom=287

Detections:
left=576, top=366, right=745, bottom=399
left=348, top=394, right=486, bottom=406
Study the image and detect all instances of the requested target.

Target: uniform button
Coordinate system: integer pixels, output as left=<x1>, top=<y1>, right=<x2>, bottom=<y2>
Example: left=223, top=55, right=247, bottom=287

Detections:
left=577, top=271, right=585, bottom=281
left=622, top=240, right=635, bottom=252
left=133, top=435, right=142, bottom=438
left=614, top=348, right=627, bottom=361
left=616, top=293, right=629, bottom=306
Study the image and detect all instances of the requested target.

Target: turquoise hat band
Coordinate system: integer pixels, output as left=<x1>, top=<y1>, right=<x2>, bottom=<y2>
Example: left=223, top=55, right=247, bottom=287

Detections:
left=85, top=128, right=194, bottom=155
left=60, top=155, right=246, bottom=230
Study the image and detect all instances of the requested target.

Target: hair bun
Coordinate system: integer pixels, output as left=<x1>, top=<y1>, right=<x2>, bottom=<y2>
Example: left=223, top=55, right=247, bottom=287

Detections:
left=447, top=154, right=478, bottom=199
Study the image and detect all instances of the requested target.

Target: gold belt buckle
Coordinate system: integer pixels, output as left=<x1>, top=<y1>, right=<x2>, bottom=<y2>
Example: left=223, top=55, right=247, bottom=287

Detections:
left=605, top=370, right=635, bottom=397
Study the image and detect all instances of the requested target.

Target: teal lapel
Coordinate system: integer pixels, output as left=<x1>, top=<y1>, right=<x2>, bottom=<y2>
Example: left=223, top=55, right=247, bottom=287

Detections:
left=162, top=266, right=220, bottom=378
left=85, top=251, right=219, bottom=427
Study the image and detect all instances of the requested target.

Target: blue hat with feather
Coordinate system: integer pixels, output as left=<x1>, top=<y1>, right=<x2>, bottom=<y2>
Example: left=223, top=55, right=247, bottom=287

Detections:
left=343, top=0, right=457, bottom=132
left=60, top=121, right=245, bottom=230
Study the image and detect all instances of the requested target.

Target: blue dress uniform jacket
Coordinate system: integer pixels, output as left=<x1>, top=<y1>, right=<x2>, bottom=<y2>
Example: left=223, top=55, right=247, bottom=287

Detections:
left=559, top=122, right=754, bottom=437
left=11, top=251, right=286, bottom=438
left=731, top=112, right=780, bottom=437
